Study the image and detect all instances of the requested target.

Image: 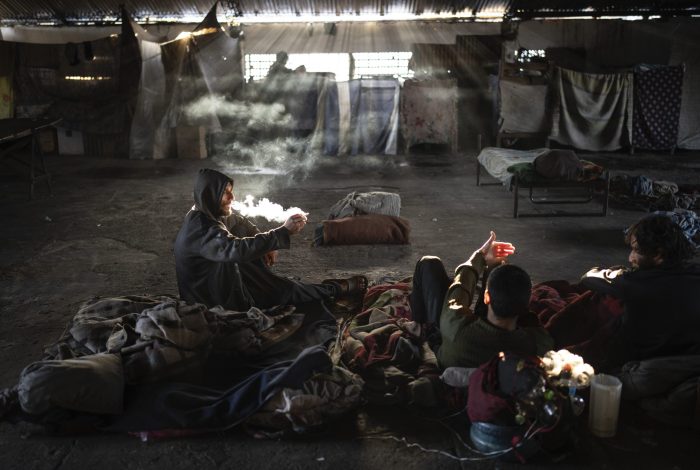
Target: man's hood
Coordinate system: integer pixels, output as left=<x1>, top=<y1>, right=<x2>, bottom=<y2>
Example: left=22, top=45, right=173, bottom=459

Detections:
left=192, top=169, right=233, bottom=220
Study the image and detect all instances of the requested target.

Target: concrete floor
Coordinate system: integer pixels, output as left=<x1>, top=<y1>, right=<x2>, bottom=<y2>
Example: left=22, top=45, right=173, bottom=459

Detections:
left=1, top=148, right=699, bottom=469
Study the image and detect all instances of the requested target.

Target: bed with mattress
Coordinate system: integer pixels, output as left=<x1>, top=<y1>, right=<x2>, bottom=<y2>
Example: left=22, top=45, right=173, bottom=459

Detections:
left=476, top=147, right=610, bottom=218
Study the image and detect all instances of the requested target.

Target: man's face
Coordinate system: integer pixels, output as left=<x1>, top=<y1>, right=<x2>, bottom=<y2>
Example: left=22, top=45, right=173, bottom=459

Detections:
left=628, top=235, right=662, bottom=269
left=219, top=183, right=234, bottom=216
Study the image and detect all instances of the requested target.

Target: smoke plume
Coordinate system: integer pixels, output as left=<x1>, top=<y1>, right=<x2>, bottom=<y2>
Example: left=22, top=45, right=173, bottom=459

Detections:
left=184, top=95, right=324, bottom=178
left=232, top=194, right=307, bottom=223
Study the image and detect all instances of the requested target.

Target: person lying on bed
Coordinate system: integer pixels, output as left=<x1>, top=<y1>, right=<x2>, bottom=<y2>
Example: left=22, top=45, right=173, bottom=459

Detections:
left=409, top=231, right=553, bottom=369
left=581, top=214, right=700, bottom=372
left=174, top=169, right=366, bottom=311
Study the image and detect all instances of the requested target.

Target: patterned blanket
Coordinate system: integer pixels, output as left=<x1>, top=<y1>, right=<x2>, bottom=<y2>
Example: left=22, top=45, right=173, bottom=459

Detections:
left=336, top=282, right=441, bottom=406
left=633, top=65, right=684, bottom=151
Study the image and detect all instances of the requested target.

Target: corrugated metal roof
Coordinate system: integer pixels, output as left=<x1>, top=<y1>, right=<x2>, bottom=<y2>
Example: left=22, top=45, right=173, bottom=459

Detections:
left=0, top=1, right=512, bottom=25
left=507, top=0, right=700, bottom=19
left=0, top=0, right=698, bottom=25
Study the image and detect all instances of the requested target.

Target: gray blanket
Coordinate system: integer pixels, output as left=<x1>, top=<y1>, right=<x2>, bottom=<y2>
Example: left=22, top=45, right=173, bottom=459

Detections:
left=550, top=67, right=633, bottom=151
left=327, top=191, right=402, bottom=220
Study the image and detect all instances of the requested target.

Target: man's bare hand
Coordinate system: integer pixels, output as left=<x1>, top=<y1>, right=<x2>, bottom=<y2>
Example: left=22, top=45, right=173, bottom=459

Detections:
left=283, top=213, right=307, bottom=235
left=478, top=231, right=515, bottom=267
left=264, top=250, right=279, bottom=267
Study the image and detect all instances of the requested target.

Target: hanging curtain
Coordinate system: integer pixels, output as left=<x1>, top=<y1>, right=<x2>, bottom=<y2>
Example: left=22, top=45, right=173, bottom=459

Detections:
left=633, top=64, right=684, bottom=151
left=550, top=67, right=633, bottom=151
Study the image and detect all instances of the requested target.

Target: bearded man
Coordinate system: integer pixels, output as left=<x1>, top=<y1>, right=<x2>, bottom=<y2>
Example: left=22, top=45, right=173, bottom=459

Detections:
left=583, top=214, right=700, bottom=370
left=174, top=169, right=364, bottom=311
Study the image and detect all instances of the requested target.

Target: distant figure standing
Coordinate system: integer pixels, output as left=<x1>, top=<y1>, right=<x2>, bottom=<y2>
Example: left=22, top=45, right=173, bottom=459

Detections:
left=267, top=51, right=293, bottom=77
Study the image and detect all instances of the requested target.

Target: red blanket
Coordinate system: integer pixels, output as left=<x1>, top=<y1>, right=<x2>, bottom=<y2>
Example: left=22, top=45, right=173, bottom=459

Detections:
left=322, top=214, right=411, bottom=245
left=530, top=281, right=623, bottom=368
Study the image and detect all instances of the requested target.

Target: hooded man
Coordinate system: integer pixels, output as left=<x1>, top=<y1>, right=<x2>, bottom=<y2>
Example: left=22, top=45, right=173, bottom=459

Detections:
left=175, top=169, right=344, bottom=311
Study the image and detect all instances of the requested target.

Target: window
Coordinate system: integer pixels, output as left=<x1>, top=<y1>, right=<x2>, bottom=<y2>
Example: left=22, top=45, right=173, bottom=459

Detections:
left=352, top=52, right=413, bottom=79
left=516, top=49, right=546, bottom=63
left=245, top=53, right=351, bottom=81
left=245, top=53, right=276, bottom=81
left=287, top=53, right=350, bottom=81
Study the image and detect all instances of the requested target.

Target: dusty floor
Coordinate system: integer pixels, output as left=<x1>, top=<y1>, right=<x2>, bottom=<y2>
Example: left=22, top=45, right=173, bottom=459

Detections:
left=1, top=148, right=699, bottom=469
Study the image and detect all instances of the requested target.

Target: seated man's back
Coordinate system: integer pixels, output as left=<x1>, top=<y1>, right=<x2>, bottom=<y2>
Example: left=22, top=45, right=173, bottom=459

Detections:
left=409, top=232, right=553, bottom=370
left=437, top=258, right=553, bottom=368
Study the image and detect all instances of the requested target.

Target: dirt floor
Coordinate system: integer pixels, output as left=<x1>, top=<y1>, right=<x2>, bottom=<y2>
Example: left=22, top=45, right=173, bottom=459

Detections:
left=1, top=148, right=700, bottom=469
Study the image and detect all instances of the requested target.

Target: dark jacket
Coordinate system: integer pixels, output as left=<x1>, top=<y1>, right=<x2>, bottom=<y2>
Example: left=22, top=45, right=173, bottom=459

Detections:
left=583, top=262, right=700, bottom=368
left=174, top=169, right=290, bottom=310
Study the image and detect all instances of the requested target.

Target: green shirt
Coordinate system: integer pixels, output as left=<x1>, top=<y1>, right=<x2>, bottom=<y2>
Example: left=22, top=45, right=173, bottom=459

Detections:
left=437, top=251, right=554, bottom=369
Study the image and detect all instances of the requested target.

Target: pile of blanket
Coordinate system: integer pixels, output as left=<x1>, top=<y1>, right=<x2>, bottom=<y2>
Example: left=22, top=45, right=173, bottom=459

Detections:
left=42, top=295, right=304, bottom=386
left=315, top=191, right=411, bottom=246
left=335, top=282, right=442, bottom=406
left=2, top=295, right=365, bottom=437
left=529, top=282, right=700, bottom=428
left=610, top=174, right=700, bottom=212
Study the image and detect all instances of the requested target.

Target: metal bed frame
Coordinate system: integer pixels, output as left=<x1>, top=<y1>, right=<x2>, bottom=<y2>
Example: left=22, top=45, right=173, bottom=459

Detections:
left=475, top=156, right=610, bottom=218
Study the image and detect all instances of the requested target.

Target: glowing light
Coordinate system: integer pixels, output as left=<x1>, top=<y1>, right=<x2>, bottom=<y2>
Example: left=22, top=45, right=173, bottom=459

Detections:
left=475, top=8, right=506, bottom=19
left=171, top=27, right=219, bottom=43
left=193, top=27, right=218, bottom=36
left=64, top=76, right=111, bottom=81
left=601, top=16, right=644, bottom=21
left=235, top=11, right=480, bottom=24
left=526, top=15, right=660, bottom=21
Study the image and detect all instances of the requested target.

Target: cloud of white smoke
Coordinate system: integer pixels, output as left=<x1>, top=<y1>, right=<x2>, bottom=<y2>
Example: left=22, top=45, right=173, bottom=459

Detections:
left=232, top=194, right=307, bottom=223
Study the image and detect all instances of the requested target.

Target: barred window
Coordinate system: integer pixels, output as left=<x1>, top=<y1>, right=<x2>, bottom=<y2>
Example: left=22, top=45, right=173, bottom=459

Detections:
left=245, top=53, right=351, bottom=81
left=245, top=53, right=277, bottom=81
left=352, top=52, right=413, bottom=79
left=287, top=53, right=350, bottom=81
left=516, top=49, right=546, bottom=63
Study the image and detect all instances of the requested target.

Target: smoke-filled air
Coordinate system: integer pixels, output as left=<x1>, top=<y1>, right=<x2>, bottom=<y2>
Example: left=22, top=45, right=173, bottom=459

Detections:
left=183, top=93, right=325, bottom=177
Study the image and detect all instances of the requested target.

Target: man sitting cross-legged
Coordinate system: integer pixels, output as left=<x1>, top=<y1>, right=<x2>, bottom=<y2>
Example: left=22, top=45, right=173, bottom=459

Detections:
left=174, top=168, right=366, bottom=311
left=409, top=231, right=553, bottom=369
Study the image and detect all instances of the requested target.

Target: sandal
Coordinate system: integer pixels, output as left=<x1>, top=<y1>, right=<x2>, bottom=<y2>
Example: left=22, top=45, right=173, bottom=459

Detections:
left=322, top=275, right=369, bottom=297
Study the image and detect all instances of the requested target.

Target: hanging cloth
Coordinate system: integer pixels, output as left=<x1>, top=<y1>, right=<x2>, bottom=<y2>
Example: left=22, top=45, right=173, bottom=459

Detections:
left=550, top=67, right=633, bottom=151
left=633, top=64, right=684, bottom=151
